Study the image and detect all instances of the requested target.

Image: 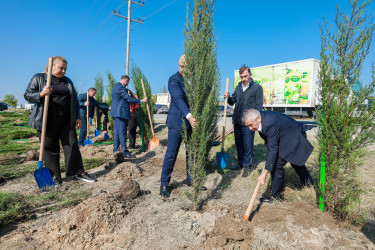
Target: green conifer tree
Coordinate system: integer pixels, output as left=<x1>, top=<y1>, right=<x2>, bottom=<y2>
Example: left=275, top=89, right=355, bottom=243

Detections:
left=317, top=0, right=375, bottom=221
left=94, top=72, right=104, bottom=130
left=130, top=64, right=154, bottom=145
left=183, top=0, right=220, bottom=209
left=106, top=71, right=117, bottom=138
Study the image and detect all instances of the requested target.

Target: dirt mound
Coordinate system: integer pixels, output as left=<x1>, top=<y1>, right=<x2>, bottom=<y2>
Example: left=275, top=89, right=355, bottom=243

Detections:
left=79, top=145, right=111, bottom=158
left=119, top=177, right=140, bottom=200
left=24, top=149, right=39, bottom=161
left=31, top=191, right=131, bottom=249
left=203, top=211, right=252, bottom=248
left=104, top=162, right=143, bottom=180
left=202, top=202, right=372, bottom=249
left=91, top=132, right=109, bottom=143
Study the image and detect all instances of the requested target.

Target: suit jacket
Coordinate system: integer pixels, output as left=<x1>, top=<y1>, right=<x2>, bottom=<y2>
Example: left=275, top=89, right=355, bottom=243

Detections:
left=166, top=71, right=191, bottom=131
left=259, top=111, right=313, bottom=171
left=110, top=82, right=141, bottom=119
left=227, top=79, right=263, bottom=126
left=78, top=92, right=106, bottom=118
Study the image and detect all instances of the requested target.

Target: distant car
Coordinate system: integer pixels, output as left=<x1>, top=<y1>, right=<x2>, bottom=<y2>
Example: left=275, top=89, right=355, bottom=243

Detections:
left=156, top=104, right=169, bottom=114
left=0, top=102, right=8, bottom=111
left=218, top=105, right=233, bottom=116
left=154, top=104, right=169, bottom=114
left=25, top=103, right=34, bottom=111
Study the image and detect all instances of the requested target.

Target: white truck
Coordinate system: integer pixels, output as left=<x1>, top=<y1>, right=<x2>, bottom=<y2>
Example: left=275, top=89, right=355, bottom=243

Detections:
left=234, top=58, right=321, bottom=117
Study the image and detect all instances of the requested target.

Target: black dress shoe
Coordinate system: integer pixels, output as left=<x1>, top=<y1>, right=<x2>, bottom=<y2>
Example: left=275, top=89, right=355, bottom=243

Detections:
left=52, top=176, right=62, bottom=186
left=260, top=194, right=284, bottom=203
left=160, top=185, right=170, bottom=198
left=123, top=153, right=136, bottom=158
left=242, top=169, right=250, bottom=177
left=186, top=183, right=208, bottom=191
left=229, top=164, right=243, bottom=170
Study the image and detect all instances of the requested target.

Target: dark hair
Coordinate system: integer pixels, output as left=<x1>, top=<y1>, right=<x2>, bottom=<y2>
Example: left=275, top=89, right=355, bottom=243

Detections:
left=121, top=75, right=130, bottom=81
left=239, top=65, right=251, bottom=74
left=88, top=87, right=97, bottom=92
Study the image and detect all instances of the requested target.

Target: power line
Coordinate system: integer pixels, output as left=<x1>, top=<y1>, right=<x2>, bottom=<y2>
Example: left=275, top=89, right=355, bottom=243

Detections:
left=63, top=0, right=111, bottom=56
left=58, top=0, right=98, bottom=55
left=67, top=12, right=113, bottom=58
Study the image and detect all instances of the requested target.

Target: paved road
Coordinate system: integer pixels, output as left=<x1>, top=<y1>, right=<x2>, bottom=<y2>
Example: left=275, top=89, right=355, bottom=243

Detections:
left=154, top=114, right=233, bottom=130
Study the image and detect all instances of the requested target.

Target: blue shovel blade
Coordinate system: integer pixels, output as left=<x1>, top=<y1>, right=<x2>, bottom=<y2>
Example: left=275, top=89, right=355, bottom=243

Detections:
left=84, top=136, right=93, bottom=146
left=95, top=129, right=100, bottom=137
left=104, top=132, right=109, bottom=140
left=34, top=161, right=55, bottom=191
left=216, top=151, right=229, bottom=169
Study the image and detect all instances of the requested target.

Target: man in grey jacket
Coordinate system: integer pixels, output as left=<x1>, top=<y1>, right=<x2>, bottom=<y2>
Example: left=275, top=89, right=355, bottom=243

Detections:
left=224, top=65, right=263, bottom=177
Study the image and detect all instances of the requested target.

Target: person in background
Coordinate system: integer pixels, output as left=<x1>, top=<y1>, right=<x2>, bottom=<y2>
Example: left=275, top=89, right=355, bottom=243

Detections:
left=24, top=56, right=96, bottom=185
left=224, top=65, right=263, bottom=177
left=127, top=90, right=140, bottom=149
left=110, top=75, right=148, bottom=158
left=242, top=109, right=315, bottom=202
left=77, top=88, right=108, bottom=147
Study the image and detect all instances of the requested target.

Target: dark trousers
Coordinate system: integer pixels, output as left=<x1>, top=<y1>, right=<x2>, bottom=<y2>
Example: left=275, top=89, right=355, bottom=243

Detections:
left=160, top=128, right=191, bottom=186
left=127, top=112, right=138, bottom=148
left=234, top=124, right=254, bottom=168
left=103, top=113, right=109, bottom=131
left=38, top=116, right=84, bottom=182
left=78, top=114, right=87, bottom=147
left=113, top=117, right=129, bottom=155
left=271, top=157, right=314, bottom=196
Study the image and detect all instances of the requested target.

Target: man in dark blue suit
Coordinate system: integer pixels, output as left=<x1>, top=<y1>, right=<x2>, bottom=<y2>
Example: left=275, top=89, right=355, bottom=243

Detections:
left=160, top=55, right=198, bottom=198
left=111, top=75, right=147, bottom=158
left=78, top=88, right=109, bottom=147
left=224, top=66, right=263, bottom=177
left=242, top=109, right=314, bottom=202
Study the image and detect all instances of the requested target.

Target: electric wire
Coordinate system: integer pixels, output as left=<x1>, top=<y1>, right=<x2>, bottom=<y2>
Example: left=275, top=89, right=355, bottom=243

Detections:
left=58, top=0, right=98, bottom=55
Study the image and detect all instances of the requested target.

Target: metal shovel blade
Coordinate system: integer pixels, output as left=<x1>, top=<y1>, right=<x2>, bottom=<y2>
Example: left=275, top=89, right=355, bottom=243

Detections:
left=216, top=148, right=229, bottom=169
left=94, top=129, right=100, bottom=137
left=84, top=136, right=93, bottom=146
left=148, top=136, right=160, bottom=151
left=34, top=161, right=55, bottom=191
left=104, top=131, right=110, bottom=140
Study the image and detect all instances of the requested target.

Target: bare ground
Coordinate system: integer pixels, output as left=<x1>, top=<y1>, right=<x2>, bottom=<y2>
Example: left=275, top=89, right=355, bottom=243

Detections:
left=0, top=126, right=374, bottom=249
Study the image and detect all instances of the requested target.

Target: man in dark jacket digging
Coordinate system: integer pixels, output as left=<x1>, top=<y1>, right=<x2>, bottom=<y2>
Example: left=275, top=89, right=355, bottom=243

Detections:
left=242, top=108, right=315, bottom=202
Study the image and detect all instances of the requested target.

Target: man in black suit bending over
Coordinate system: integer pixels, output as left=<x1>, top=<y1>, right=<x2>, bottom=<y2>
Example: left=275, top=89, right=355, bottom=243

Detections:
left=242, top=109, right=314, bottom=202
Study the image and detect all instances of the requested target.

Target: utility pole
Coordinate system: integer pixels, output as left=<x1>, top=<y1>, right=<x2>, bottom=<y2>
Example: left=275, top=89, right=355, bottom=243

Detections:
left=113, top=0, right=145, bottom=75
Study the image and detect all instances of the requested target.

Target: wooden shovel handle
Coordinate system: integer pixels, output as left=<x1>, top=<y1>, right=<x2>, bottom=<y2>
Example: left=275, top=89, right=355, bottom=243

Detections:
left=86, top=91, right=89, bottom=136
left=244, top=181, right=261, bottom=221
left=221, top=78, right=229, bottom=150
left=39, top=57, right=54, bottom=162
left=141, top=79, right=155, bottom=137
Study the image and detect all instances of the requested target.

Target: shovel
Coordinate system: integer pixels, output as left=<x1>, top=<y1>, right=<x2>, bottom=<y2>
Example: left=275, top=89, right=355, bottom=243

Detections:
left=216, top=78, right=230, bottom=169
left=84, top=92, right=93, bottom=146
left=244, top=181, right=261, bottom=221
left=94, top=107, right=100, bottom=137
left=34, top=57, right=55, bottom=190
left=141, top=79, right=160, bottom=150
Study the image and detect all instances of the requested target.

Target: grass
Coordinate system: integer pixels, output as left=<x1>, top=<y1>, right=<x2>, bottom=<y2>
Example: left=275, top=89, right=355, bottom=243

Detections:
left=0, top=110, right=36, bottom=140
left=0, top=185, right=90, bottom=227
left=0, top=158, right=105, bottom=180
left=0, top=140, right=39, bottom=154
left=0, top=191, right=30, bottom=227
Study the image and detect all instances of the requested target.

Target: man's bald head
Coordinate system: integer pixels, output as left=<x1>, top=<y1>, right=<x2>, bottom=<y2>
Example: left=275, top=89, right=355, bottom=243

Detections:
left=178, top=55, right=185, bottom=76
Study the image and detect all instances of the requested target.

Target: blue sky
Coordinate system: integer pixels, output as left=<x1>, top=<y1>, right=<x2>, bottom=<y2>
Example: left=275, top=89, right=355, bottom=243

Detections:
left=0, top=0, right=374, bottom=104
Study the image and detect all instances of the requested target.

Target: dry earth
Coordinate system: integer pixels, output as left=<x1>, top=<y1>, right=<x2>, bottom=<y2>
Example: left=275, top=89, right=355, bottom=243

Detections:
left=0, top=125, right=374, bottom=249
